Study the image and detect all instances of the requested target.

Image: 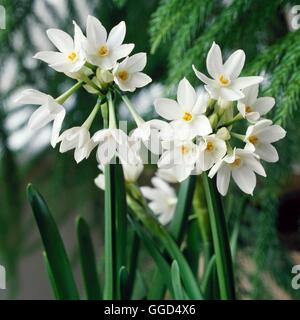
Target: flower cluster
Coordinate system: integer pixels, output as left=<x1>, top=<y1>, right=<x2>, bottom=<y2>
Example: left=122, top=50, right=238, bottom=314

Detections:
left=16, top=15, right=286, bottom=225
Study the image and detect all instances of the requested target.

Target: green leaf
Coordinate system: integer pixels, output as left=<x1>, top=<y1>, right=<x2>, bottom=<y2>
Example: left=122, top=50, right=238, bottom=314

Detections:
left=119, top=266, right=129, bottom=300
left=76, top=216, right=101, bottom=300
left=127, top=193, right=203, bottom=299
left=128, top=215, right=174, bottom=297
left=202, top=173, right=235, bottom=300
left=148, top=175, right=196, bottom=299
left=201, top=255, right=216, bottom=298
left=27, top=184, right=79, bottom=300
left=43, top=252, right=59, bottom=299
left=171, top=260, right=185, bottom=300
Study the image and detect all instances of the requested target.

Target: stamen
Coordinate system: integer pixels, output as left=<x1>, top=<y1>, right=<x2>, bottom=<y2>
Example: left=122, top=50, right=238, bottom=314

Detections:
left=231, top=156, right=242, bottom=167
left=248, top=135, right=258, bottom=145
left=67, top=51, right=77, bottom=62
left=98, top=45, right=109, bottom=57
left=118, top=70, right=129, bottom=81
left=206, top=141, right=214, bottom=152
left=245, top=105, right=253, bottom=113
left=219, top=74, right=230, bottom=86
left=182, top=112, right=193, bottom=121
left=180, top=145, right=190, bottom=155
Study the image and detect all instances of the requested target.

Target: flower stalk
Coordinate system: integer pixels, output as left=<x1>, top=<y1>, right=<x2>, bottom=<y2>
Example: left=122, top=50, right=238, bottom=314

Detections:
left=55, top=81, right=83, bottom=104
left=202, top=172, right=235, bottom=300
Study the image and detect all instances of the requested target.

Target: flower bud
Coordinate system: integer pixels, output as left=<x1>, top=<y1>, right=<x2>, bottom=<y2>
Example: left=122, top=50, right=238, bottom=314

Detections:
left=216, top=127, right=231, bottom=141
left=96, top=68, right=114, bottom=86
left=218, top=98, right=233, bottom=110
left=209, top=114, right=218, bottom=129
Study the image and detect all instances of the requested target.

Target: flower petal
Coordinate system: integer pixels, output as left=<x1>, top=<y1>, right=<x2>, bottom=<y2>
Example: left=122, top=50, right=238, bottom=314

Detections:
left=206, top=42, right=223, bottom=78
left=86, top=15, right=107, bottom=47
left=111, top=43, right=134, bottom=60
left=253, top=97, right=275, bottom=115
left=192, top=65, right=216, bottom=87
left=15, top=89, right=48, bottom=105
left=231, top=76, right=263, bottom=90
left=232, top=166, right=256, bottom=195
left=129, top=72, right=152, bottom=89
left=219, top=87, right=244, bottom=101
left=216, top=165, right=231, bottom=196
left=154, top=98, right=182, bottom=120
left=192, top=115, right=212, bottom=136
left=223, top=49, right=245, bottom=79
left=107, top=21, right=126, bottom=48
left=125, top=53, right=147, bottom=73
left=47, top=29, right=74, bottom=53
left=177, top=78, right=196, bottom=110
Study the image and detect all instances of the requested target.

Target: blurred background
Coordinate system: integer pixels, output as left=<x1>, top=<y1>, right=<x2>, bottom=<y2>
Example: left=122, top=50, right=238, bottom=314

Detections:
left=0, top=0, right=300, bottom=299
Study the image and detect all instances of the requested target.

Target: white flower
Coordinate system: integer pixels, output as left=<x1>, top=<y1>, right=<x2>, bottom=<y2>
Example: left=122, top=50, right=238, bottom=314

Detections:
left=94, top=159, right=143, bottom=190
left=209, top=148, right=266, bottom=196
left=158, top=140, right=199, bottom=182
left=237, top=84, right=275, bottom=121
left=154, top=78, right=212, bottom=139
left=244, top=119, right=286, bottom=162
left=141, top=177, right=177, bottom=225
left=113, top=53, right=152, bottom=92
left=193, top=42, right=263, bottom=101
left=131, top=119, right=172, bottom=155
left=156, top=167, right=189, bottom=183
left=92, top=128, right=136, bottom=165
left=197, top=134, right=227, bottom=171
left=15, top=89, right=65, bottom=147
left=57, top=126, right=96, bottom=163
left=34, top=21, right=86, bottom=73
left=85, top=15, right=134, bottom=70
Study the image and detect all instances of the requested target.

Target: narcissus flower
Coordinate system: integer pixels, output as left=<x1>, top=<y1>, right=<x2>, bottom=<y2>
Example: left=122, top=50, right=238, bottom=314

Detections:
left=92, top=128, right=136, bottom=165
left=85, top=15, right=134, bottom=70
left=57, top=127, right=96, bottom=163
left=154, top=78, right=212, bottom=139
left=34, top=22, right=86, bottom=73
left=244, top=119, right=286, bottom=162
left=141, top=177, right=177, bottom=225
left=15, top=89, right=65, bottom=147
left=113, top=53, right=152, bottom=92
left=237, top=84, right=275, bottom=121
left=209, top=148, right=266, bottom=196
left=197, top=134, right=227, bottom=171
left=193, top=42, right=263, bottom=101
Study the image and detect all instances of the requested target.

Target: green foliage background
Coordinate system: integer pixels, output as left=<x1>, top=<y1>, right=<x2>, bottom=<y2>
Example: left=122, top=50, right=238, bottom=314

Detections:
left=0, top=0, right=300, bottom=299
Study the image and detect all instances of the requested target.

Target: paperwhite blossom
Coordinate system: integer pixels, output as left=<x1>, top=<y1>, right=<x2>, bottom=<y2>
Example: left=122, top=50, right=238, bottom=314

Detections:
left=154, top=78, right=212, bottom=139
left=209, top=148, right=266, bottom=196
left=57, top=126, right=96, bottom=163
left=92, top=128, right=136, bottom=165
left=193, top=42, right=263, bottom=101
left=85, top=15, right=134, bottom=70
left=15, top=89, right=65, bottom=147
left=244, top=119, right=286, bottom=162
left=237, top=84, right=275, bottom=121
left=34, top=22, right=86, bottom=73
left=113, top=53, right=152, bottom=92
left=131, top=119, right=172, bottom=155
left=141, top=177, right=177, bottom=225
left=158, top=140, right=199, bottom=182
left=197, top=134, right=227, bottom=171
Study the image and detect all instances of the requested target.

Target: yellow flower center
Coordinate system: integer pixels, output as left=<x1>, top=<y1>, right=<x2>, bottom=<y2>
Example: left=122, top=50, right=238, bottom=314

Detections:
left=245, top=105, right=253, bottom=113
left=180, top=145, right=190, bottom=155
left=248, top=135, right=258, bottom=145
left=182, top=112, right=193, bottom=121
left=231, top=156, right=242, bottom=168
left=206, top=141, right=214, bottom=152
left=219, top=74, right=231, bottom=86
left=118, top=70, right=129, bottom=81
left=98, top=45, right=109, bottom=57
left=67, top=51, right=78, bottom=62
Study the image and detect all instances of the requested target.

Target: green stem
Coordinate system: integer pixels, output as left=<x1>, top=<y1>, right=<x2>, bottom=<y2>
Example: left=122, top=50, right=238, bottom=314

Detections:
left=217, top=113, right=242, bottom=129
left=108, top=92, right=117, bottom=129
left=82, top=99, right=101, bottom=129
left=55, top=81, right=83, bottom=104
left=231, top=132, right=245, bottom=141
left=121, top=95, right=144, bottom=126
left=202, top=173, right=235, bottom=300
